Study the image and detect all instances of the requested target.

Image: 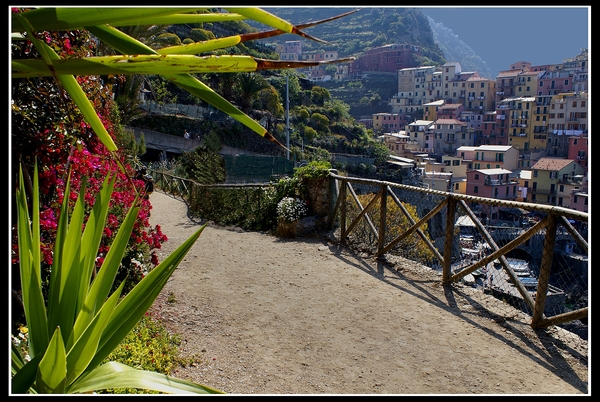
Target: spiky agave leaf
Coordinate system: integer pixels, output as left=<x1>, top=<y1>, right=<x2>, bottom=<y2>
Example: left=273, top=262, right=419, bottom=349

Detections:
left=12, top=163, right=217, bottom=394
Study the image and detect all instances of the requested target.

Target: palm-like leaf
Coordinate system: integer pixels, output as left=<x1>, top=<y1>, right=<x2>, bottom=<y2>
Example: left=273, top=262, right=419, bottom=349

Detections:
left=11, top=7, right=355, bottom=153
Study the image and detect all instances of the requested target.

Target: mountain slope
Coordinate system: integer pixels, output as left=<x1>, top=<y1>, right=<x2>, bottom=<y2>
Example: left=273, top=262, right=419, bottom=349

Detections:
left=426, top=16, right=493, bottom=79
left=258, top=7, right=446, bottom=66
left=258, top=8, right=492, bottom=79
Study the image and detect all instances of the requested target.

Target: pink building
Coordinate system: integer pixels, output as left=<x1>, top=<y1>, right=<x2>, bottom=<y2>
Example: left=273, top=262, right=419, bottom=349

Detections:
left=569, top=176, right=588, bottom=213
left=372, top=113, right=403, bottom=133
left=349, top=43, right=420, bottom=76
left=567, top=133, right=588, bottom=171
left=465, top=168, right=519, bottom=202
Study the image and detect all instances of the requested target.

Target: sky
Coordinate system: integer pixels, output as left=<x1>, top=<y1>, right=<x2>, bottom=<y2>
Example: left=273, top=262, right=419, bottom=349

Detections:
left=419, top=6, right=590, bottom=78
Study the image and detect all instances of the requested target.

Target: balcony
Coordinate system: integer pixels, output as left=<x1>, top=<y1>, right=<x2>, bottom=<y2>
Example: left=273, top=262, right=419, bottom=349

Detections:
left=531, top=188, right=557, bottom=196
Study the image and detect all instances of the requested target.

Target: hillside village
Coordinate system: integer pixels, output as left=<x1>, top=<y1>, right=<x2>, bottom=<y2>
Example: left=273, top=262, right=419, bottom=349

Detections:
left=277, top=41, right=589, bottom=214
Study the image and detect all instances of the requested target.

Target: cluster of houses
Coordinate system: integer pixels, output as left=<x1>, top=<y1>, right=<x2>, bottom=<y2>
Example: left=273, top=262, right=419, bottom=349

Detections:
left=276, top=41, right=588, bottom=213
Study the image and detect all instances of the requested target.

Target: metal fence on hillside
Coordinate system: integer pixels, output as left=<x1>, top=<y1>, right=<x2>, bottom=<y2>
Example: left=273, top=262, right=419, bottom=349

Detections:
left=141, top=101, right=210, bottom=119
left=221, top=154, right=295, bottom=183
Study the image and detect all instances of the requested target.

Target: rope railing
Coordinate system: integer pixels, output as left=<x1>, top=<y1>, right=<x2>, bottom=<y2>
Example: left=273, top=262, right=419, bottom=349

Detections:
left=327, top=171, right=588, bottom=334
left=151, top=167, right=589, bottom=341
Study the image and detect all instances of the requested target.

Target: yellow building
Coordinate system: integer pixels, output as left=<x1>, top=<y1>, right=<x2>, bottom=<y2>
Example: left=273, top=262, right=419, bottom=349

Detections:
left=500, top=97, right=543, bottom=152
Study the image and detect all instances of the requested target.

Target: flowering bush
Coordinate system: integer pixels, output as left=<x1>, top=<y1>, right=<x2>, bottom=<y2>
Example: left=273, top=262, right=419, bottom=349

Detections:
left=11, top=21, right=167, bottom=300
left=276, top=197, right=308, bottom=223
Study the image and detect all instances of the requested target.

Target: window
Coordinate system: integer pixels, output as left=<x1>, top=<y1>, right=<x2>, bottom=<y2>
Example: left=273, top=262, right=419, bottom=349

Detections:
left=473, top=186, right=478, bottom=194
left=474, top=174, right=479, bottom=180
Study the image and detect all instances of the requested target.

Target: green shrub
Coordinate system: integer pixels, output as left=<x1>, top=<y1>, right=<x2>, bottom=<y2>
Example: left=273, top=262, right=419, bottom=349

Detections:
left=100, top=311, right=201, bottom=394
left=293, top=160, right=332, bottom=182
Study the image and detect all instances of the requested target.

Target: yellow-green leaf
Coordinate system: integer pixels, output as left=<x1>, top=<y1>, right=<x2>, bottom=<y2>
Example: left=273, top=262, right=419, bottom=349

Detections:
left=11, top=7, right=205, bottom=33
left=69, top=362, right=224, bottom=394
left=37, top=328, right=67, bottom=394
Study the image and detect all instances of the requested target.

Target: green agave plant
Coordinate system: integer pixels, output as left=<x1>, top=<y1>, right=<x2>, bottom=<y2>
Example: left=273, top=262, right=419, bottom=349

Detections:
left=12, top=163, right=222, bottom=394
left=10, top=7, right=355, bottom=394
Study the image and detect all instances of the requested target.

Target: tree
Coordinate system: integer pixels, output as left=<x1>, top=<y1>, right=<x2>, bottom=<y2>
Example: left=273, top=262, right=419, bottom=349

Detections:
left=254, top=86, right=284, bottom=132
left=310, top=86, right=331, bottom=106
left=268, top=70, right=303, bottom=108
left=114, top=74, right=147, bottom=125
left=310, top=112, right=330, bottom=134
left=236, top=72, right=270, bottom=114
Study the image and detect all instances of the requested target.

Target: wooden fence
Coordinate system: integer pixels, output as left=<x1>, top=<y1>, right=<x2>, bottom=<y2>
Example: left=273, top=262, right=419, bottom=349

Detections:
left=327, top=171, right=588, bottom=331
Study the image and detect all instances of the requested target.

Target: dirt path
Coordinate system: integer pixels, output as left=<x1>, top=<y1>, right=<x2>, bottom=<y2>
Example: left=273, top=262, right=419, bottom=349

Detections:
left=148, top=190, right=588, bottom=395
